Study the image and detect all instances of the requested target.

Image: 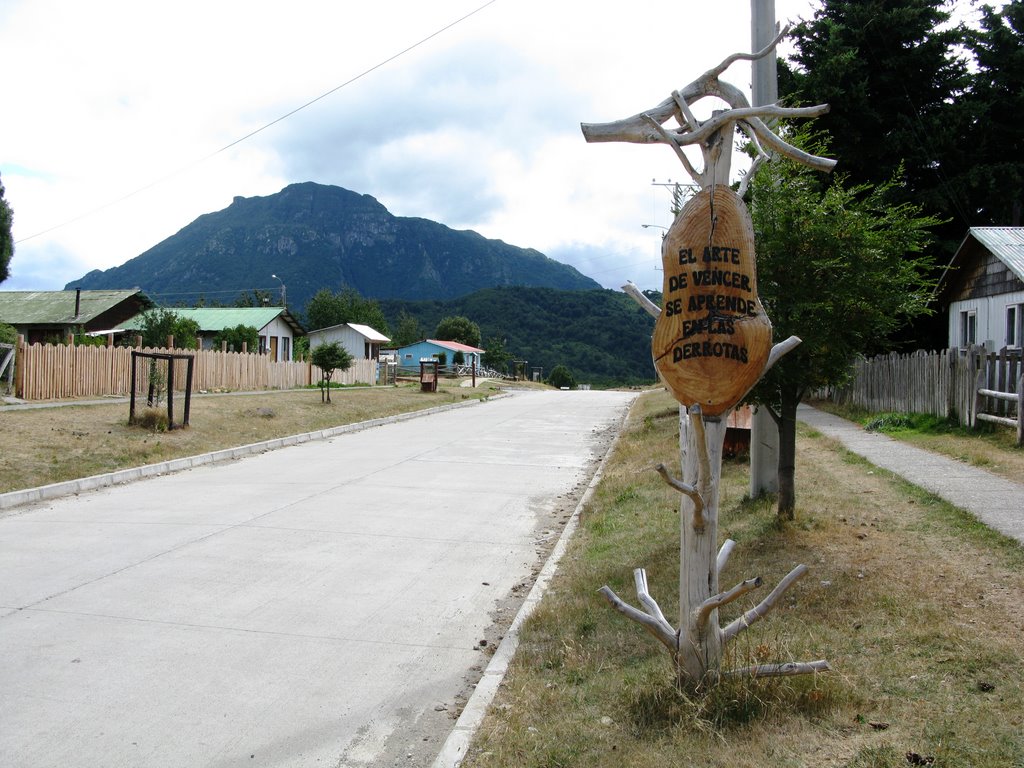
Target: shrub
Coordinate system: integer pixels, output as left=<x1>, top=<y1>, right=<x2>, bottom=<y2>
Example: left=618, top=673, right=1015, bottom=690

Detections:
left=548, top=364, right=576, bottom=389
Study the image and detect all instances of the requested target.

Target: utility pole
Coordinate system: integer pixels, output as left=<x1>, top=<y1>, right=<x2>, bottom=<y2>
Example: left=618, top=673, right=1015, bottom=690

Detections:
left=749, top=0, right=780, bottom=496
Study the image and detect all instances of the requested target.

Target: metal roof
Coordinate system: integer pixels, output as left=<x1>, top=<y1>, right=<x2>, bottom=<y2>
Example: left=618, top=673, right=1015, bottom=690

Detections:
left=307, top=322, right=390, bottom=342
left=426, top=339, right=486, bottom=353
left=122, top=307, right=305, bottom=334
left=0, top=289, right=151, bottom=325
left=968, top=227, right=1024, bottom=282
left=346, top=323, right=390, bottom=342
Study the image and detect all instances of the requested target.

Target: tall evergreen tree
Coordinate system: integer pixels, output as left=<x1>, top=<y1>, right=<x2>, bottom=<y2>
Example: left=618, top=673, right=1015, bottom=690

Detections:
left=783, top=0, right=972, bottom=240
left=962, top=0, right=1024, bottom=225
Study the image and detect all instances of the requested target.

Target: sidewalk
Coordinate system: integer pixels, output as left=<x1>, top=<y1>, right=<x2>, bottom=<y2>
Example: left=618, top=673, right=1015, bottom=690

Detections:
left=798, top=404, right=1024, bottom=544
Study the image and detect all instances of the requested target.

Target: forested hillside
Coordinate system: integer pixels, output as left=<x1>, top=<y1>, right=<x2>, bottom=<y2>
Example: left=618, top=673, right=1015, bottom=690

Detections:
left=381, top=286, right=657, bottom=386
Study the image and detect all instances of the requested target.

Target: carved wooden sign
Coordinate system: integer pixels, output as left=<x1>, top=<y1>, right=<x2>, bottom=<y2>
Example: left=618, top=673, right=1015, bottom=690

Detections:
left=653, top=187, right=772, bottom=415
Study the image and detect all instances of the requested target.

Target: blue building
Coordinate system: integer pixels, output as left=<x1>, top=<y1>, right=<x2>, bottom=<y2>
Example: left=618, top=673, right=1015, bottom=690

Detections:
left=394, top=339, right=484, bottom=369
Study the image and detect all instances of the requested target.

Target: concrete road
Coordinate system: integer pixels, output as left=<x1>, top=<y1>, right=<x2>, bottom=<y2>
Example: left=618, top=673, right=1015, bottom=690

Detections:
left=0, top=389, right=636, bottom=768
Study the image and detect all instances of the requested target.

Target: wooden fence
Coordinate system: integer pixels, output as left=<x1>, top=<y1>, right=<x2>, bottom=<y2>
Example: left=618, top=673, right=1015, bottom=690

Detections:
left=825, top=347, right=1022, bottom=428
left=13, top=341, right=379, bottom=401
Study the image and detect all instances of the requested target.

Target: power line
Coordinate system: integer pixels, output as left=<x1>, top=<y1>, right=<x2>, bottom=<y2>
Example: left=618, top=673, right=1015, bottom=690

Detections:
left=15, top=0, right=500, bottom=245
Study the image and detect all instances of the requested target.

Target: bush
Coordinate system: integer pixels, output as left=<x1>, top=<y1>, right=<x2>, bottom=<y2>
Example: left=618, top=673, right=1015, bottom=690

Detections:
left=132, top=408, right=168, bottom=432
left=213, top=324, right=259, bottom=353
left=548, top=364, right=576, bottom=389
left=0, top=322, right=17, bottom=345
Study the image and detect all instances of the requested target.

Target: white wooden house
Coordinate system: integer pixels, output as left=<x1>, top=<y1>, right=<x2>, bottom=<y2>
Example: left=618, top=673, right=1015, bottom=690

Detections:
left=938, top=227, right=1024, bottom=351
left=307, top=322, right=390, bottom=360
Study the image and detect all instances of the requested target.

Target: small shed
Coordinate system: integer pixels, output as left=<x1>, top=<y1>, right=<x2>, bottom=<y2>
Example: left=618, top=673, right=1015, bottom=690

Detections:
left=937, top=227, right=1024, bottom=351
left=307, top=323, right=391, bottom=361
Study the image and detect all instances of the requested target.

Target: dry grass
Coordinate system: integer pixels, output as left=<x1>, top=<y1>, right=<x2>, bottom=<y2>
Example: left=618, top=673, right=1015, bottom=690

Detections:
left=0, top=381, right=506, bottom=494
left=464, top=390, right=1024, bottom=768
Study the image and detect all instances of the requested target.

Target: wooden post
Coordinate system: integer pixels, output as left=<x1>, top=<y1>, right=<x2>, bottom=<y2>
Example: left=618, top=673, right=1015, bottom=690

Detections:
left=166, top=334, right=174, bottom=350
left=587, top=31, right=832, bottom=690
left=1017, top=374, right=1023, bottom=447
left=750, top=405, right=778, bottom=495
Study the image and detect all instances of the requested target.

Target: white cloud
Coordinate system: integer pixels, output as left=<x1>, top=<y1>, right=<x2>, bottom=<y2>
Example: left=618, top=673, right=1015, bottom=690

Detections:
left=1, top=0, right=821, bottom=296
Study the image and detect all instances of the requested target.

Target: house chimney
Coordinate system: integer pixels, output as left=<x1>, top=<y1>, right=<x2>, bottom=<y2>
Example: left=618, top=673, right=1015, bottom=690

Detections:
left=74, top=288, right=81, bottom=318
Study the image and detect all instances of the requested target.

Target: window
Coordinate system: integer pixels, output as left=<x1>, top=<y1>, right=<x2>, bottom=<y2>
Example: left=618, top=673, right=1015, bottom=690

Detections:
left=960, top=310, right=977, bottom=348
left=1007, top=304, right=1023, bottom=348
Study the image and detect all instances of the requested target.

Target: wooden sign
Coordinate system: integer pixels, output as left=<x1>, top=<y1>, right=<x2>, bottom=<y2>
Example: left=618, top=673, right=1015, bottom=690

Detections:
left=652, top=187, right=772, bottom=415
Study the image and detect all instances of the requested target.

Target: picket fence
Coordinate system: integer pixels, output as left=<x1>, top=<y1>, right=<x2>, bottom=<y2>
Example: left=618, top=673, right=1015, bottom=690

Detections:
left=825, top=346, right=1022, bottom=428
left=13, top=341, right=378, bottom=401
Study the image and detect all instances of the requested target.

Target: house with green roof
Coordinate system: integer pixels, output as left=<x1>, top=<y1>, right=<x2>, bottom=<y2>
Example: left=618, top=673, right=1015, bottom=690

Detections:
left=124, top=307, right=305, bottom=362
left=0, top=289, right=154, bottom=344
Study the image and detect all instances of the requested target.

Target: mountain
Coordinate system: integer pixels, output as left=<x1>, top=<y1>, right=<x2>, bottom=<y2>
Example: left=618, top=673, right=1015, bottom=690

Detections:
left=381, top=286, right=657, bottom=386
left=65, top=182, right=601, bottom=311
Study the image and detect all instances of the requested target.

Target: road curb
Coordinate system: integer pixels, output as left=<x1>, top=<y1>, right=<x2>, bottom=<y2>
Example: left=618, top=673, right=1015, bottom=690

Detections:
left=0, top=394, right=507, bottom=512
left=430, top=393, right=637, bottom=768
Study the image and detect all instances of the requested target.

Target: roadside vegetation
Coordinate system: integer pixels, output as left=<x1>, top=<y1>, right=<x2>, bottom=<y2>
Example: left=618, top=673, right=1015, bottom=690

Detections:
left=463, top=390, right=1024, bottom=767
left=0, top=382, right=501, bottom=494
left=812, top=401, right=1024, bottom=484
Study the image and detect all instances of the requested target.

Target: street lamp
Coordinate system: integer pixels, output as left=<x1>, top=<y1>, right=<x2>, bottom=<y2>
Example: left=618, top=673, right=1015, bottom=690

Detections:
left=642, top=224, right=668, bottom=231
left=271, top=274, right=286, bottom=307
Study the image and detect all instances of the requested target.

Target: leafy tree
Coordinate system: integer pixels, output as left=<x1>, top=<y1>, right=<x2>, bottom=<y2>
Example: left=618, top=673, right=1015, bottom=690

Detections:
left=783, top=0, right=969, bottom=212
left=306, top=287, right=390, bottom=336
left=548, top=365, right=576, bottom=390
left=392, top=310, right=423, bottom=347
left=482, top=335, right=510, bottom=372
left=960, top=1, right=1024, bottom=227
left=452, top=350, right=465, bottom=365
left=138, top=308, right=200, bottom=350
left=234, top=289, right=274, bottom=308
left=311, top=341, right=353, bottom=403
left=212, top=324, right=259, bottom=353
left=746, top=139, right=939, bottom=519
left=434, top=315, right=481, bottom=348
left=0, top=173, right=13, bottom=285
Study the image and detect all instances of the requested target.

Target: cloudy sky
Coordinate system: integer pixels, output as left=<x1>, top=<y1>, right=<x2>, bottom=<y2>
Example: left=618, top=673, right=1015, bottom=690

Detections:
left=2, top=0, right=821, bottom=303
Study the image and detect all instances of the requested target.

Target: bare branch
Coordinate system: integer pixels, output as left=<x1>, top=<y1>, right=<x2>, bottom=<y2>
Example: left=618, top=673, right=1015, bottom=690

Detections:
left=622, top=281, right=661, bottom=318
left=654, top=463, right=703, bottom=524
left=634, top=568, right=671, bottom=628
left=765, top=335, right=802, bottom=374
left=687, top=405, right=713, bottom=531
left=737, top=154, right=765, bottom=198
left=698, top=577, right=763, bottom=629
left=707, top=23, right=791, bottom=79
left=643, top=114, right=702, bottom=181
left=599, top=585, right=677, bottom=650
left=743, top=117, right=838, bottom=172
left=716, top=539, right=736, bottom=575
left=722, top=564, right=808, bottom=641
left=725, top=660, right=831, bottom=678
left=672, top=89, right=700, bottom=132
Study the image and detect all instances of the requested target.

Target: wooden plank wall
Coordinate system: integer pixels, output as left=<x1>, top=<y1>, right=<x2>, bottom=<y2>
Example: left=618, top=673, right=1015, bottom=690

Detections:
left=14, top=343, right=379, bottom=400
left=828, top=347, right=1021, bottom=427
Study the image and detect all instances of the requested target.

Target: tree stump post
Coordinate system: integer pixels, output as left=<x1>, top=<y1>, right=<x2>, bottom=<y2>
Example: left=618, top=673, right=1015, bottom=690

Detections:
left=587, top=28, right=833, bottom=690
